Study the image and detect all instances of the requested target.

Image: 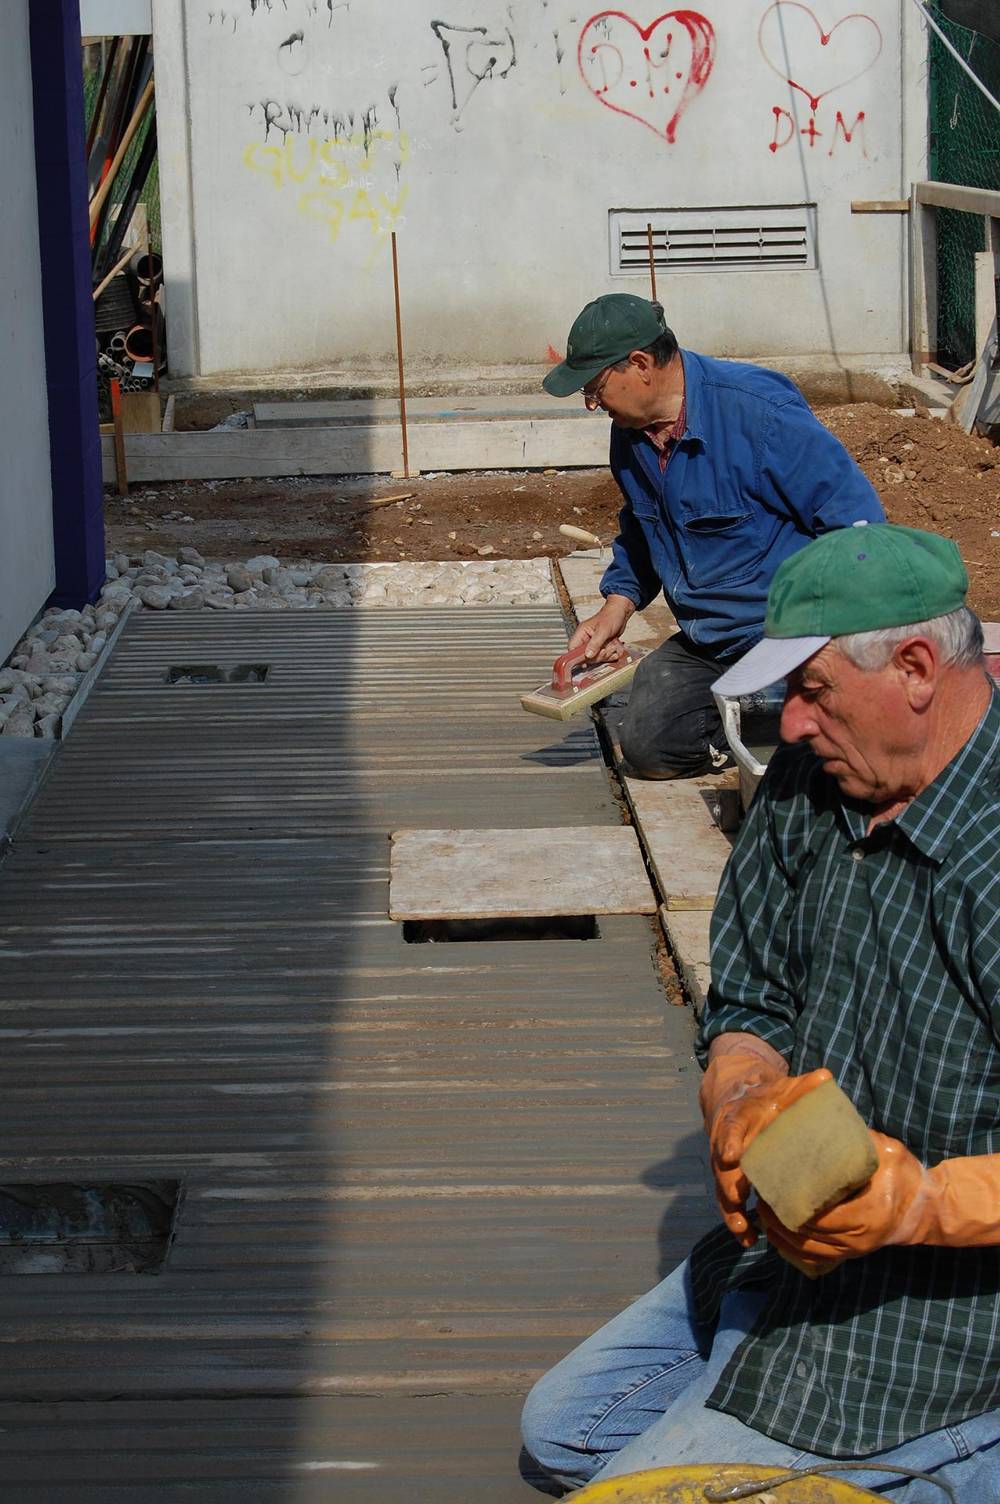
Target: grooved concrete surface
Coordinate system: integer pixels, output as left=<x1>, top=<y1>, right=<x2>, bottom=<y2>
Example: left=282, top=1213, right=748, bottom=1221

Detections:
left=0, top=607, right=715, bottom=1500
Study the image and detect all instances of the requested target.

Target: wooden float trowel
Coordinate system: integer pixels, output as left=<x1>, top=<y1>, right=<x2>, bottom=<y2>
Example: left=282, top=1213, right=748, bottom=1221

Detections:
left=520, top=642, right=648, bottom=721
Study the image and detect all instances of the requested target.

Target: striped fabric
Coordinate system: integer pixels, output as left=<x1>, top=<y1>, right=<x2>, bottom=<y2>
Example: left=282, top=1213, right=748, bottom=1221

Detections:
left=690, top=690, right=1000, bottom=1456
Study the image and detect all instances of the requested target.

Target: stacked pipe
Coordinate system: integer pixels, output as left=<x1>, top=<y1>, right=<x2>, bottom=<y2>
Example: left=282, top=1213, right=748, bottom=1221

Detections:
left=85, top=34, right=165, bottom=405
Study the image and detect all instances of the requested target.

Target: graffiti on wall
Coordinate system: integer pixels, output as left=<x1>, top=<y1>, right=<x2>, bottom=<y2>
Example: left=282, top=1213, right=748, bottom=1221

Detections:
left=427, top=20, right=517, bottom=129
left=577, top=10, right=716, bottom=144
left=759, top=2, right=881, bottom=155
left=242, top=89, right=408, bottom=253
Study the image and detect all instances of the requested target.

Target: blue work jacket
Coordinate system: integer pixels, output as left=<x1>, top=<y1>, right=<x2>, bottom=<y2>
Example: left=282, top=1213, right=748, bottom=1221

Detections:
left=600, top=350, right=885, bottom=660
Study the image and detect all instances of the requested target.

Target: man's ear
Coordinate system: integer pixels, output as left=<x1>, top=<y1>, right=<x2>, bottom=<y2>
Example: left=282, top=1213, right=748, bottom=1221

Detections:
left=894, top=637, right=937, bottom=709
left=629, top=349, right=654, bottom=382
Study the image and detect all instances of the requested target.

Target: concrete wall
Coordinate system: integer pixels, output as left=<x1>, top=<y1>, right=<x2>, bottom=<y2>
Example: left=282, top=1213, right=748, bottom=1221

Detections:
left=155, top=0, right=927, bottom=376
left=0, top=4, right=55, bottom=662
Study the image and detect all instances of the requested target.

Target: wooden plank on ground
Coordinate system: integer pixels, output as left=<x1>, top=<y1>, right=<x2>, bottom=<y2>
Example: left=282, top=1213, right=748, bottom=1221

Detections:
left=120, top=391, right=162, bottom=433
left=388, top=826, right=657, bottom=919
left=623, top=777, right=733, bottom=910
left=100, top=418, right=612, bottom=483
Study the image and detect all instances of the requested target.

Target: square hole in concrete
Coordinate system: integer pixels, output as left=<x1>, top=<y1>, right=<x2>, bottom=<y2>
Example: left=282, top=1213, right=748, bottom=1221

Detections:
left=165, top=664, right=270, bottom=685
left=0, top=1181, right=181, bottom=1274
left=403, top=916, right=600, bottom=943
left=165, top=664, right=224, bottom=685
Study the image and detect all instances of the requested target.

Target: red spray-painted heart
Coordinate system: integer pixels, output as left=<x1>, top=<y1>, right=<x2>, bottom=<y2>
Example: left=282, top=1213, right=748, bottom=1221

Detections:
left=578, top=10, right=716, bottom=144
left=758, top=2, right=883, bottom=113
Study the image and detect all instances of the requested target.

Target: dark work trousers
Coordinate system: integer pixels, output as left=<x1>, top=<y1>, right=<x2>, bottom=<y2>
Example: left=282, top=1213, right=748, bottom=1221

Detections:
left=617, top=632, right=733, bottom=779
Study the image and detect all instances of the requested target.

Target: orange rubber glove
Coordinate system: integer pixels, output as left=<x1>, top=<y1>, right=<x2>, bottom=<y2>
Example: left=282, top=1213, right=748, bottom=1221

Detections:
left=759, top=1133, right=1000, bottom=1277
left=699, top=1035, right=832, bottom=1248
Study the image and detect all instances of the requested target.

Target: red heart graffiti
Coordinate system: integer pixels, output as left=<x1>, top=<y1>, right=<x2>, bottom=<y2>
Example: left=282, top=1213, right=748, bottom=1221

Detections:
left=578, top=10, right=716, bottom=144
left=758, top=2, right=883, bottom=112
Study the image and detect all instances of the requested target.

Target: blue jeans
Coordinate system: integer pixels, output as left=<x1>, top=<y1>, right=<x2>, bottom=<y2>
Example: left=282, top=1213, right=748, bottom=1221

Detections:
left=618, top=633, right=730, bottom=778
left=521, top=1261, right=1000, bottom=1499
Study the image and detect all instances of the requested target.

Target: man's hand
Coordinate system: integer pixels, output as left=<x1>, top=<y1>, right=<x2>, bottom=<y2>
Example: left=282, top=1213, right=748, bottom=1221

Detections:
left=759, top=1137, right=1000, bottom=1276
left=700, top=1035, right=831, bottom=1247
left=566, top=595, right=635, bottom=665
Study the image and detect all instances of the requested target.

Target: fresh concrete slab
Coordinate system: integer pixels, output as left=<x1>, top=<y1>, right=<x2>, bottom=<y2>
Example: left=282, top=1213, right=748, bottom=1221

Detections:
left=388, top=826, right=657, bottom=920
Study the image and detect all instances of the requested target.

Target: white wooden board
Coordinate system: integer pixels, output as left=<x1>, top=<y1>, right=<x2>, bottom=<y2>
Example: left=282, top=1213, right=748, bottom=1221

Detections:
left=388, top=827, right=657, bottom=919
left=100, top=417, right=611, bottom=483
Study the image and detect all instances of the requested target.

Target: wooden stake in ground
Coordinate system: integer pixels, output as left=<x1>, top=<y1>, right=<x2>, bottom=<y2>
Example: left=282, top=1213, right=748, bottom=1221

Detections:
left=109, top=378, right=128, bottom=495
left=646, top=222, right=657, bottom=302
left=391, top=231, right=411, bottom=479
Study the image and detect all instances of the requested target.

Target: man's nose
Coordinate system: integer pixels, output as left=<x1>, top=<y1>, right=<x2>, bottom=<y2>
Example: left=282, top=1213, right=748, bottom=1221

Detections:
left=780, top=693, right=813, bottom=744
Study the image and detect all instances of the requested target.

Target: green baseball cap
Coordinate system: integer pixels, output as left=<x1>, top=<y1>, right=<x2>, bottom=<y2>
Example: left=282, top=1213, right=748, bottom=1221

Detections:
left=543, top=294, right=666, bottom=397
left=713, top=522, right=969, bottom=696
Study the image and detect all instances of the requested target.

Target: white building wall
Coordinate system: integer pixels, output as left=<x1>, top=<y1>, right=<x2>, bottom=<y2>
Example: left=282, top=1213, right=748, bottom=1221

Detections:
left=155, top=0, right=925, bottom=376
left=0, top=3, right=55, bottom=662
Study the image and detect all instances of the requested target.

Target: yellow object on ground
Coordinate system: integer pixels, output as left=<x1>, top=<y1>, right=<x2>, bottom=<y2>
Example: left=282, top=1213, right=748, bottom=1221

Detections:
left=574, top=1462, right=883, bottom=1501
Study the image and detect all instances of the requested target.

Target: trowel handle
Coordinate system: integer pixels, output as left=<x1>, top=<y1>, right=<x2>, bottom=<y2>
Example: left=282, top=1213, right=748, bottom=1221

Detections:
left=551, top=645, right=592, bottom=691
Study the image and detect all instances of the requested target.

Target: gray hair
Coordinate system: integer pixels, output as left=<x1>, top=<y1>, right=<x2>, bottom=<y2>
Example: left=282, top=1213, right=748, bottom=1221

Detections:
left=834, top=606, right=984, bottom=671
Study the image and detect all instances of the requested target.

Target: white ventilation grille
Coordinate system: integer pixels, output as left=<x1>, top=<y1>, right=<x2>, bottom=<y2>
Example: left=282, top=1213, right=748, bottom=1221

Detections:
left=610, top=206, right=817, bottom=275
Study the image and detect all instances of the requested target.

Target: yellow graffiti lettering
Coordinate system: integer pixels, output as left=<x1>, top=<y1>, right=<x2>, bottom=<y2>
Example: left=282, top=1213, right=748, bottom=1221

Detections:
left=243, top=140, right=284, bottom=189
left=284, top=137, right=318, bottom=184
left=298, top=189, right=345, bottom=243
left=377, top=186, right=409, bottom=235
left=347, top=189, right=381, bottom=229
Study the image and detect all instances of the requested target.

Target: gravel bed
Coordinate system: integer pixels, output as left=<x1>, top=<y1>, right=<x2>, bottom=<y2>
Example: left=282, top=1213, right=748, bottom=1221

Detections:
left=1, top=551, right=558, bottom=739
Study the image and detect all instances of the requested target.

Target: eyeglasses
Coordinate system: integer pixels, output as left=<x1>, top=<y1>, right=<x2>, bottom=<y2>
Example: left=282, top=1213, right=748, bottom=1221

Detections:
left=582, top=367, right=614, bottom=411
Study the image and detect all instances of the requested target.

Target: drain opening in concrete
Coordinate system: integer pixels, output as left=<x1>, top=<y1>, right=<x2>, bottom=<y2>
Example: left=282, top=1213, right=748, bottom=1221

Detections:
left=403, top=916, right=600, bottom=943
left=0, top=1181, right=181, bottom=1274
left=165, top=664, right=269, bottom=685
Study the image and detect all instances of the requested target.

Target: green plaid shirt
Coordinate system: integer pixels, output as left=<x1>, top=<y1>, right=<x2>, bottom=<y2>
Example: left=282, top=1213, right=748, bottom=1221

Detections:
left=692, top=690, right=1000, bottom=1457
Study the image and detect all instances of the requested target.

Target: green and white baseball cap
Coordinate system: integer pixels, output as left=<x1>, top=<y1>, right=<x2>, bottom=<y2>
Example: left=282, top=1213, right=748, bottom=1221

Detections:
left=713, top=522, right=969, bottom=697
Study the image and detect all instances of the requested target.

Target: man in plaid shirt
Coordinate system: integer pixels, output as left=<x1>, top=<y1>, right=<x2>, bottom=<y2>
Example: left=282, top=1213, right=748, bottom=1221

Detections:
left=522, top=524, right=999, bottom=1501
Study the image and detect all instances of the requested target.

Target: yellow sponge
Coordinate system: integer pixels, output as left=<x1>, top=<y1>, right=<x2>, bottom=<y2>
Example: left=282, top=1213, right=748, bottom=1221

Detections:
left=741, top=1079, right=879, bottom=1231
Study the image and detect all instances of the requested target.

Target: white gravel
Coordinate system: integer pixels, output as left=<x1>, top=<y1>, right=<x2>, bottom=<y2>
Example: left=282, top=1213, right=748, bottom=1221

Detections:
left=2, top=551, right=558, bottom=739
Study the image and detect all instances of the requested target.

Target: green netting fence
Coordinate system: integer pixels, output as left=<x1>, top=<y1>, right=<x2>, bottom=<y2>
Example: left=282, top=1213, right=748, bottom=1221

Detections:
left=928, top=7, right=1000, bottom=366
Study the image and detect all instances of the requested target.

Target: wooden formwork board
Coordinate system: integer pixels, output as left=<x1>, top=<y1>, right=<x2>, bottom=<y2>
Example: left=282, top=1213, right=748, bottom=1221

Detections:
left=100, top=416, right=612, bottom=482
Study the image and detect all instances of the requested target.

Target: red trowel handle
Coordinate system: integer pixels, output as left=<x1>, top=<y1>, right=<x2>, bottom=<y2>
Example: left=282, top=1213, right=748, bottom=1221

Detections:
left=551, top=645, right=594, bottom=691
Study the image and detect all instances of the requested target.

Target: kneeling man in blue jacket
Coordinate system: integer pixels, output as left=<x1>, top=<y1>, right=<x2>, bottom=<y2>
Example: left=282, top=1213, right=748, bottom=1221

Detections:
left=543, top=294, right=885, bottom=777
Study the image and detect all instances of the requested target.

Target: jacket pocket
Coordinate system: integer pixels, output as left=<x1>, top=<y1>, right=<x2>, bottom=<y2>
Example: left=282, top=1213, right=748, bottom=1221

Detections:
left=679, top=509, right=761, bottom=589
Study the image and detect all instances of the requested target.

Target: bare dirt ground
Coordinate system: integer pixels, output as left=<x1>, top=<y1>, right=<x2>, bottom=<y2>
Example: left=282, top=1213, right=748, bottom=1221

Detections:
left=104, top=403, right=1000, bottom=618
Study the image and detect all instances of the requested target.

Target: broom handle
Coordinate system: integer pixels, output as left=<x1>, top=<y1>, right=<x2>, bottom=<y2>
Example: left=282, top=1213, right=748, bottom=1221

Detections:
left=91, top=244, right=136, bottom=303
left=89, top=78, right=155, bottom=231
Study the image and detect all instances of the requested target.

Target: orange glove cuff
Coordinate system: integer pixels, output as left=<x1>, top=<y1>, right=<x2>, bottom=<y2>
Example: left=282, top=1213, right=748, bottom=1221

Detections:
left=892, top=1153, right=1000, bottom=1248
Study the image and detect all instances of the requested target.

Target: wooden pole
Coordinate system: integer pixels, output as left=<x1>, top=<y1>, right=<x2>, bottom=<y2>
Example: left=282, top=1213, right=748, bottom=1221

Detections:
left=91, top=243, right=135, bottom=303
left=85, top=35, right=120, bottom=159
left=89, top=77, right=155, bottom=235
left=646, top=222, right=657, bottom=302
left=390, top=231, right=411, bottom=479
left=110, top=378, right=128, bottom=495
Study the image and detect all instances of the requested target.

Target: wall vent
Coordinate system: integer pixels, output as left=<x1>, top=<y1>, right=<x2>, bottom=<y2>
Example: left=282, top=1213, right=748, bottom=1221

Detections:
left=610, top=206, right=817, bottom=276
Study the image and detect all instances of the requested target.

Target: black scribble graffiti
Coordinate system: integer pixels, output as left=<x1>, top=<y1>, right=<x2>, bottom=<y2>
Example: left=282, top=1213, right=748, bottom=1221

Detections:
left=430, top=20, right=517, bottom=128
left=248, top=92, right=399, bottom=149
left=279, top=29, right=304, bottom=51
left=421, top=64, right=439, bottom=87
